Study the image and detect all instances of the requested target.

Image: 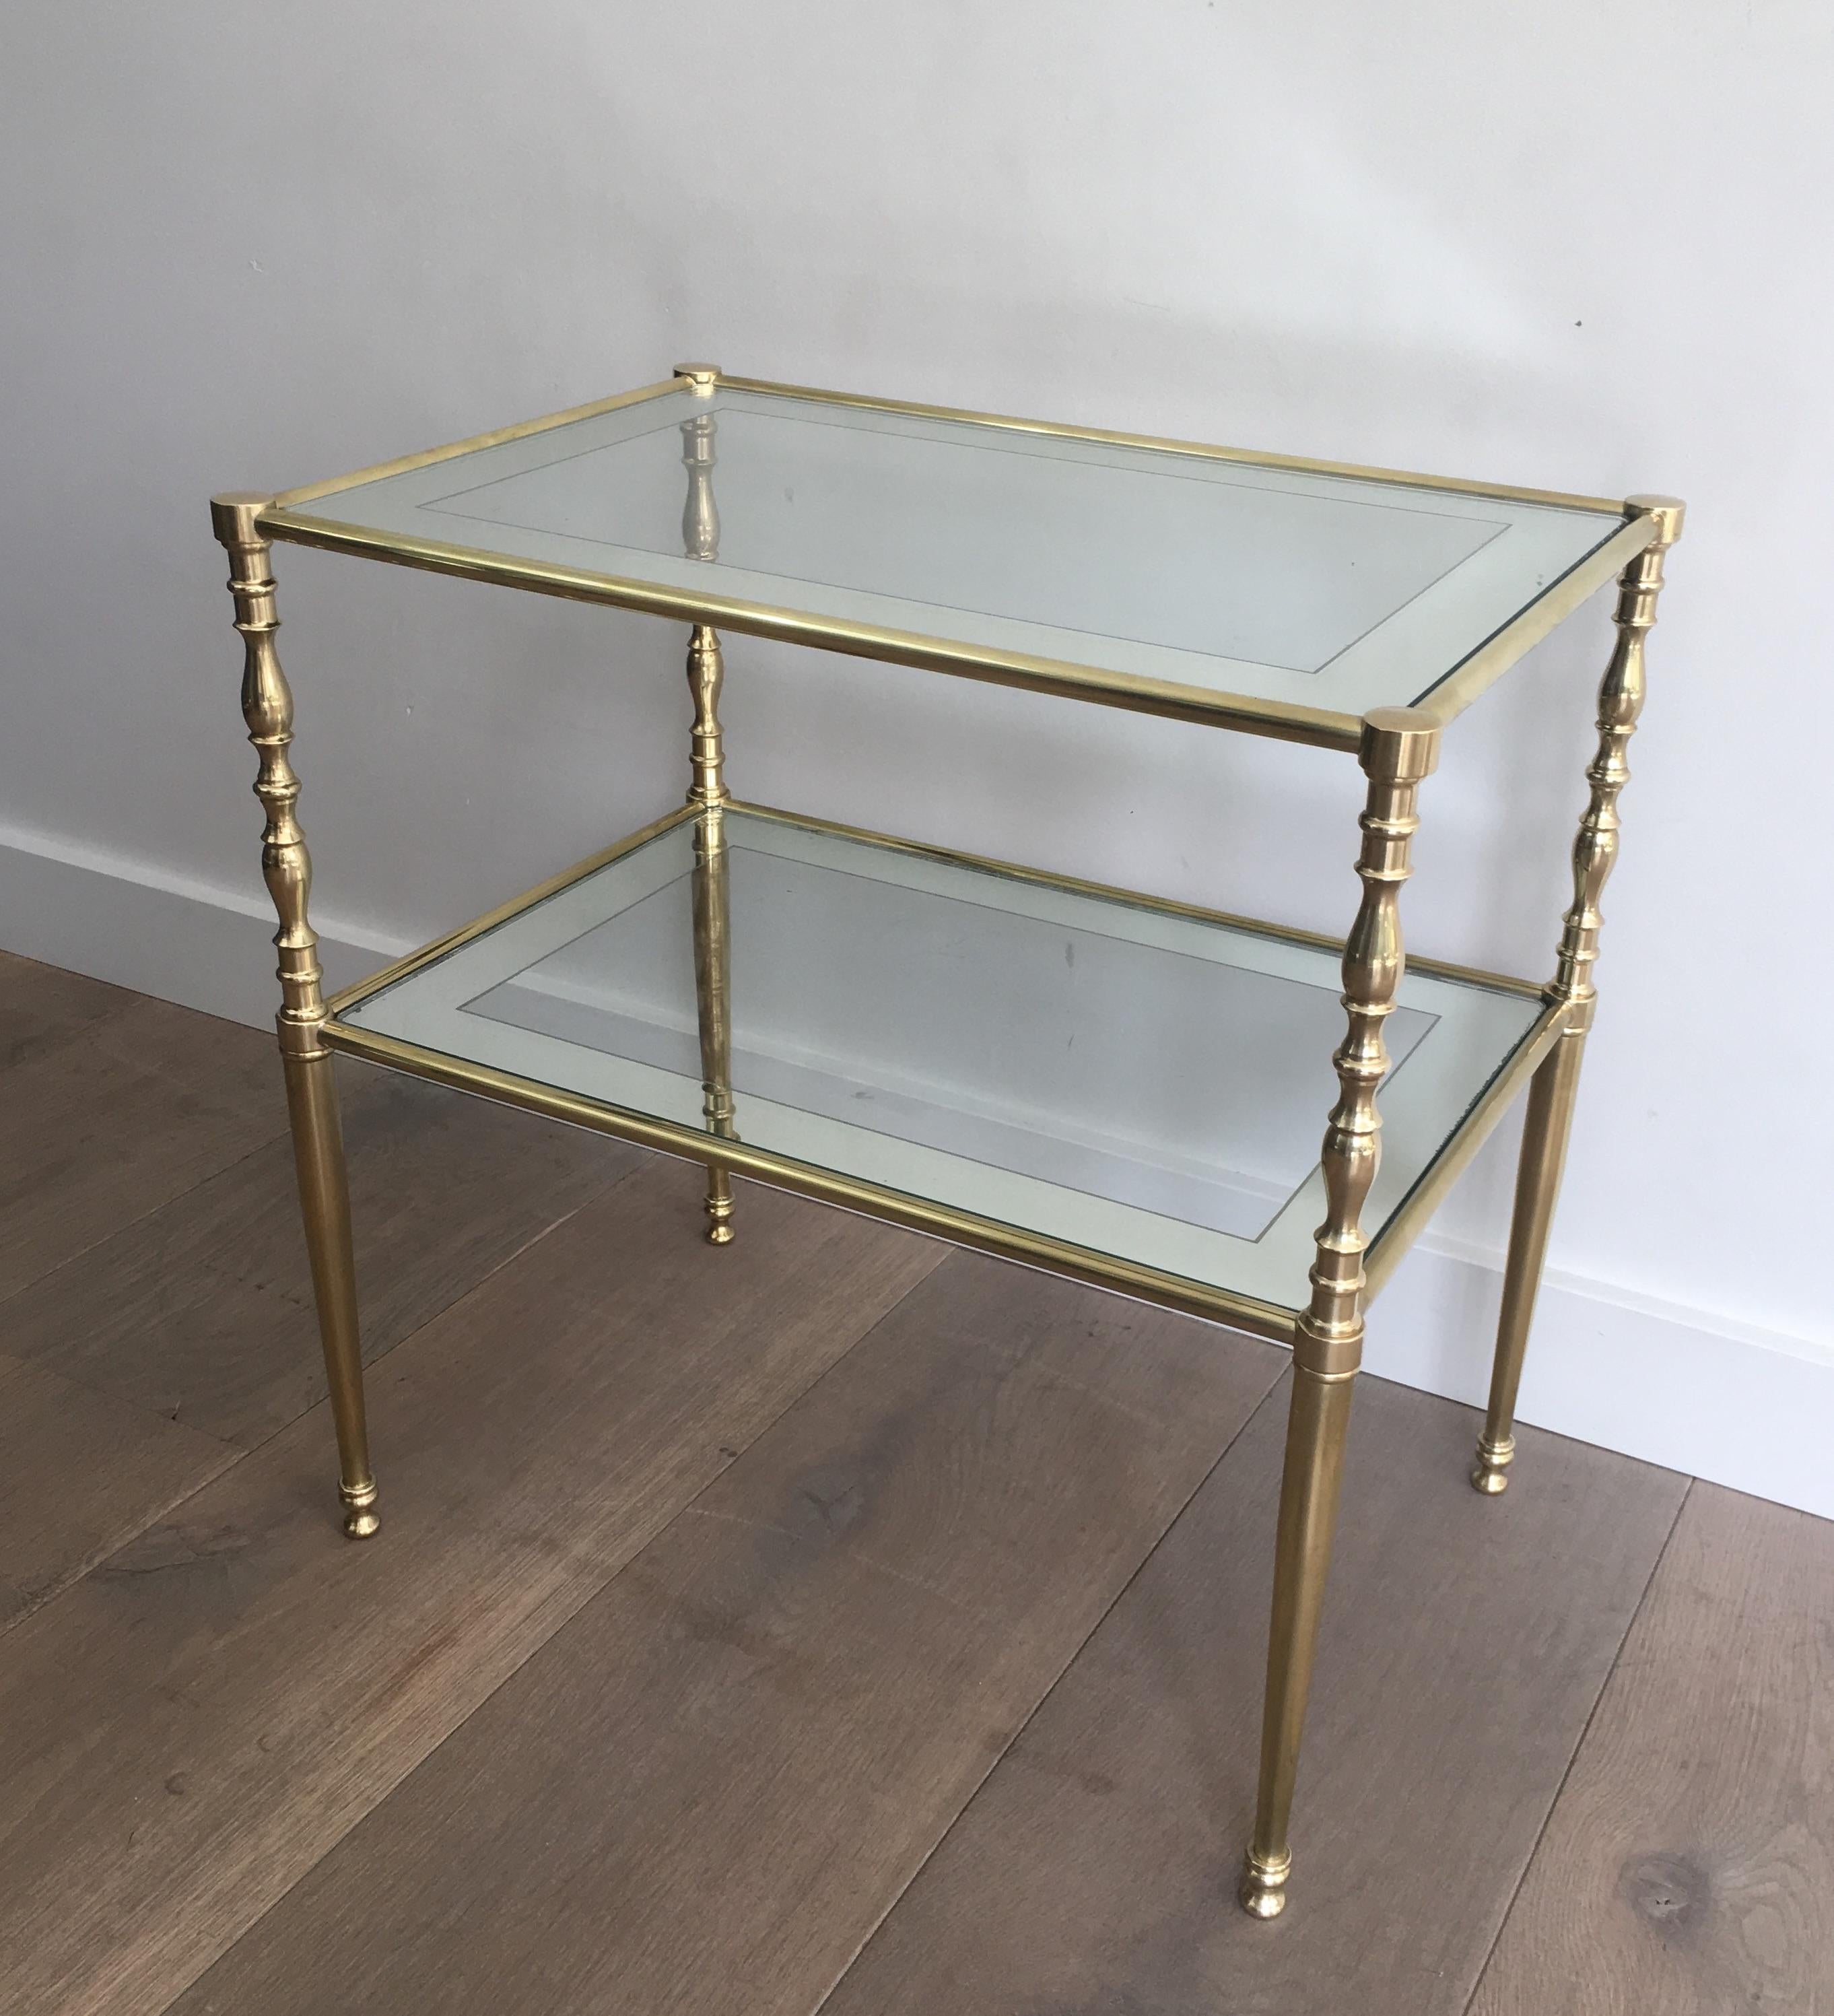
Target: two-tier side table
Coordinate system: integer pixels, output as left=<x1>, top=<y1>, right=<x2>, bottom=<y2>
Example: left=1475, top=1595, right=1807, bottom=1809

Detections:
left=211, top=364, right=1683, bottom=1919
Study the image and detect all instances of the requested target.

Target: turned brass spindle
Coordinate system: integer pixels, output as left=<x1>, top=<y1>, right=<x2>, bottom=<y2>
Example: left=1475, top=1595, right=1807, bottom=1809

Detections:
left=685, top=618, right=736, bottom=1242
left=681, top=410, right=720, bottom=562
left=211, top=493, right=378, bottom=1540
left=1240, top=706, right=1439, bottom=1921
left=691, top=800, right=737, bottom=1244
left=1472, top=496, right=1685, bottom=1496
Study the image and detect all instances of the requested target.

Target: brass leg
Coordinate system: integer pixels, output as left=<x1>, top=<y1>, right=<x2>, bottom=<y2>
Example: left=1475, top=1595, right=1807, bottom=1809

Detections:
left=685, top=621, right=735, bottom=1244
left=691, top=797, right=737, bottom=1246
left=283, top=1050, right=378, bottom=1535
left=1240, top=1364, right=1357, bottom=1917
left=1471, top=1033, right=1584, bottom=1493
left=212, top=494, right=378, bottom=1540
left=1471, top=494, right=1685, bottom=1497
left=1241, top=707, right=1439, bottom=1920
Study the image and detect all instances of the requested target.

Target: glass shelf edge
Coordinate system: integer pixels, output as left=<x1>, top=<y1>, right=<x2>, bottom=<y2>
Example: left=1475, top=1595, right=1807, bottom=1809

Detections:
left=323, top=797, right=1546, bottom=1028
left=265, top=376, right=687, bottom=512
left=316, top=1016, right=1302, bottom=1343
left=720, top=374, right=1633, bottom=517
left=1363, top=999, right=1572, bottom=1300
left=255, top=508, right=1365, bottom=751
left=1411, top=512, right=1658, bottom=729
left=320, top=799, right=1555, bottom=1339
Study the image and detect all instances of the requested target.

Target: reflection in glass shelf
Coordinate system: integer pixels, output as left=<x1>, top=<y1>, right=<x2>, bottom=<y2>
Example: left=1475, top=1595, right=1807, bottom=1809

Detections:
left=276, top=384, right=1627, bottom=720
left=338, top=809, right=1544, bottom=1312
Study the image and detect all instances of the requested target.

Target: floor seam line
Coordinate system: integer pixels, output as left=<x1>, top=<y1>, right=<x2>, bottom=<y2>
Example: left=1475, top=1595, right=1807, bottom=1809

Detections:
left=0, top=1157, right=650, bottom=1656
left=139, top=1213, right=950, bottom=2016
left=0, top=1442, right=246, bottom=1645
left=0, top=1118, right=297, bottom=1322
left=807, top=1353, right=1293, bottom=2016
left=1458, top=1471, right=1696, bottom=2015
left=216, top=1154, right=654, bottom=1467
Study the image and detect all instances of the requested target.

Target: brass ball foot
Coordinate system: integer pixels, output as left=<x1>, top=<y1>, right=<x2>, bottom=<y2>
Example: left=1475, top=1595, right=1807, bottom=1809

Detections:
left=1470, top=1434, right=1514, bottom=1496
left=341, top=1483, right=381, bottom=1540
left=1237, top=1850, right=1290, bottom=1920
left=706, top=1220, right=735, bottom=1246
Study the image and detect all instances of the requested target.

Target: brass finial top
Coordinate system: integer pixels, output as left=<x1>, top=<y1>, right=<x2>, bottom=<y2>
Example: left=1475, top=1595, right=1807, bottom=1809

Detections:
left=1625, top=494, right=1686, bottom=547
left=673, top=362, right=721, bottom=391
left=210, top=492, right=273, bottom=545
left=1360, top=706, right=1442, bottom=781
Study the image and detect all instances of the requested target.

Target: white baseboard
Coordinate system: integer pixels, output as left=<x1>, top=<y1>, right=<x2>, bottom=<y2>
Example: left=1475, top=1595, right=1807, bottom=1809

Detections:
left=5, top=821, right=1829, bottom=1520
left=0, top=821, right=401, bottom=1031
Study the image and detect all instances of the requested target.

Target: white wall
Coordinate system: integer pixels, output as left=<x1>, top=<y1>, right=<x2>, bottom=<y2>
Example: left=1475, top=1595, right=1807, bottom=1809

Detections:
left=3, top=3, right=1829, bottom=1505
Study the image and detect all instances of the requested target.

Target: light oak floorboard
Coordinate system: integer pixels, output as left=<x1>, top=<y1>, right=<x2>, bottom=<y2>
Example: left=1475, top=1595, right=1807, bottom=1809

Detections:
left=0, top=1351, right=236, bottom=1634
left=0, top=948, right=136, bottom=1071
left=817, top=1377, right=1687, bottom=2016
left=0, top=1161, right=939, bottom=2016
left=3, top=1060, right=640, bottom=1444
left=1468, top=1482, right=1834, bottom=2016
left=166, top=1256, right=1285, bottom=2016
left=0, top=995, right=287, bottom=1301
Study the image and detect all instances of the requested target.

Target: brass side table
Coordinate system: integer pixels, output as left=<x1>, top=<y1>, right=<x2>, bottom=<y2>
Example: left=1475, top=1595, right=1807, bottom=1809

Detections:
left=211, top=365, right=1683, bottom=1919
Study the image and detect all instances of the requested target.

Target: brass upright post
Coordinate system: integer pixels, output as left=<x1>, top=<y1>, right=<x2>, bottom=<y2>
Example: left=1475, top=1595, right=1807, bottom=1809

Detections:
left=211, top=493, right=378, bottom=1540
left=673, top=363, right=737, bottom=1244
left=1239, top=705, right=1439, bottom=1920
left=685, top=620, right=736, bottom=1244
left=1471, top=496, right=1685, bottom=1495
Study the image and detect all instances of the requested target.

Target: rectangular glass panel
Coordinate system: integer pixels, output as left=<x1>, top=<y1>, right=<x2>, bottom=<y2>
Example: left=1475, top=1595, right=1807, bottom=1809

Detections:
left=273, top=385, right=1624, bottom=720
left=337, top=810, right=1544, bottom=1312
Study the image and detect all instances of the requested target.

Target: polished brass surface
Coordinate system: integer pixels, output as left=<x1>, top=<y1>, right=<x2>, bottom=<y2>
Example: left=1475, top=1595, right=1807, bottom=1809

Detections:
left=720, top=373, right=1630, bottom=516
left=685, top=626, right=729, bottom=811
left=677, top=360, right=722, bottom=562
left=685, top=613, right=737, bottom=1242
left=258, top=366, right=1645, bottom=753
left=316, top=786, right=1533, bottom=1344
left=1471, top=496, right=1685, bottom=1495
left=219, top=373, right=1685, bottom=1925
left=1411, top=512, right=1659, bottom=731
left=269, top=377, right=685, bottom=510
left=1472, top=1034, right=1585, bottom=1494
left=1240, top=706, right=1437, bottom=1918
left=1295, top=708, right=1439, bottom=1382
left=257, top=506, right=1367, bottom=751
left=676, top=375, right=735, bottom=1242
left=1239, top=1363, right=1355, bottom=1920
left=212, top=494, right=378, bottom=1540
left=1362, top=994, right=1571, bottom=1298
left=691, top=804, right=737, bottom=1246
left=320, top=1012, right=1303, bottom=1340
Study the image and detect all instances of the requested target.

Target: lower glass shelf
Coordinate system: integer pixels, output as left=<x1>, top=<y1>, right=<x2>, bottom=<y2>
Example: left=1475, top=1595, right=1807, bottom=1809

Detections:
left=326, top=803, right=1559, bottom=1335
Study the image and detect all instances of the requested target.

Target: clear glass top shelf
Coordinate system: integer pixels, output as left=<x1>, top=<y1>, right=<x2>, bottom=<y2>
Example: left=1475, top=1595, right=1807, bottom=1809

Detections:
left=333, top=807, right=1546, bottom=1319
left=265, top=378, right=1632, bottom=742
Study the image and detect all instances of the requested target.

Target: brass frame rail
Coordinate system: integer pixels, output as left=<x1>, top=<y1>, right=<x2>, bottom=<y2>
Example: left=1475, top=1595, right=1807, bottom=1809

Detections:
left=211, top=362, right=1685, bottom=1926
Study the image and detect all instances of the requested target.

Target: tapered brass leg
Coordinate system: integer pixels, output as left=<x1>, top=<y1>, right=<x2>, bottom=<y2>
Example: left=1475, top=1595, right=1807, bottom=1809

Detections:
left=1240, top=1364, right=1357, bottom=1917
left=283, top=1050, right=378, bottom=1535
left=1472, top=1033, right=1584, bottom=1493
left=1471, top=494, right=1684, bottom=1498
left=691, top=797, right=737, bottom=1246
left=212, top=493, right=378, bottom=1540
left=1240, top=707, right=1439, bottom=1920
left=686, top=621, right=736, bottom=1244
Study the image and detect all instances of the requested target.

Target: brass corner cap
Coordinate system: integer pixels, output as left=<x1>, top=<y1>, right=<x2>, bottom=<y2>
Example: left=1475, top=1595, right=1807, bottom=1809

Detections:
left=1359, top=705, right=1441, bottom=780
left=673, top=362, right=721, bottom=389
left=210, top=492, right=272, bottom=544
left=1625, top=494, right=1686, bottom=545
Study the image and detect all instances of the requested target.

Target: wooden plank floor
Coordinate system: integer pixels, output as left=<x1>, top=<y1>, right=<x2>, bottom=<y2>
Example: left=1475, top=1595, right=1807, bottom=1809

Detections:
left=1, top=949, right=1827, bottom=2014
